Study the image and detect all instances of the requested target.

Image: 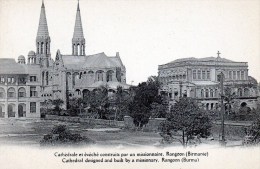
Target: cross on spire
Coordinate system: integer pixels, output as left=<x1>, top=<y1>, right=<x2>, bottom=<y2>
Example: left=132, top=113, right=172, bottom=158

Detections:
left=217, top=51, right=221, bottom=58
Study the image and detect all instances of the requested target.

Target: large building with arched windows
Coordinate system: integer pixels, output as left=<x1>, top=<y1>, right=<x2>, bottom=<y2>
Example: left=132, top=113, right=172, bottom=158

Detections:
left=0, top=1, right=128, bottom=118
left=158, top=55, right=259, bottom=111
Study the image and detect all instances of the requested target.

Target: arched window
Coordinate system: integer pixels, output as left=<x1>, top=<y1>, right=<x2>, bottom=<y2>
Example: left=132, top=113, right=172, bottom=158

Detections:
left=7, top=87, right=15, bottom=98
left=75, top=89, right=81, bottom=95
left=244, top=88, right=249, bottom=96
left=210, top=89, right=214, bottom=97
left=206, top=103, right=209, bottom=110
left=77, top=44, right=80, bottom=55
left=18, top=87, right=26, bottom=98
left=215, top=89, right=218, bottom=98
left=0, top=87, right=5, bottom=98
left=41, top=42, right=44, bottom=54
left=205, top=89, right=209, bottom=98
left=73, top=72, right=79, bottom=86
left=201, top=89, right=204, bottom=98
left=8, top=104, right=15, bottom=117
left=211, top=103, right=214, bottom=110
left=82, top=89, right=90, bottom=99
left=193, top=70, right=196, bottom=79
left=106, top=70, right=114, bottom=82
left=46, top=71, right=49, bottom=85
left=96, top=70, right=104, bottom=81
left=238, top=88, right=243, bottom=97
left=45, top=42, right=48, bottom=54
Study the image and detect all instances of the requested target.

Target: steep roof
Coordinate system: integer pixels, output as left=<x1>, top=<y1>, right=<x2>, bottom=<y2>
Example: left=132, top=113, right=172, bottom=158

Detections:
left=0, top=59, right=26, bottom=74
left=72, top=2, right=84, bottom=40
left=62, top=52, right=124, bottom=69
left=37, top=1, right=49, bottom=37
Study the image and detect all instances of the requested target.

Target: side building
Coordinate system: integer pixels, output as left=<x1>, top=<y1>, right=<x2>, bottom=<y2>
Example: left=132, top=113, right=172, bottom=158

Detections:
left=158, top=54, right=259, bottom=112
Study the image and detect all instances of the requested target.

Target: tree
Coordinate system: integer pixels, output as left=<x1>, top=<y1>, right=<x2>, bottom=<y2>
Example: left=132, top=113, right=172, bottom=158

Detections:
left=83, top=86, right=110, bottom=119
left=243, top=116, right=260, bottom=145
left=223, top=87, right=236, bottom=116
left=67, top=97, right=84, bottom=116
left=160, top=97, right=212, bottom=147
left=129, top=77, right=163, bottom=129
left=113, top=86, right=131, bottom=120
left=40, top=99, right=53, bottom=115
left=52, top=99, right=64, bottom=115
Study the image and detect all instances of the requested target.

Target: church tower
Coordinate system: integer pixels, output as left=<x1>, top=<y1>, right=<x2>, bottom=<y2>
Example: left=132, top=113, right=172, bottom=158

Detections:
left=72, top=1, right=85, bottom=56
left=36, top=1, right=51, bottom=67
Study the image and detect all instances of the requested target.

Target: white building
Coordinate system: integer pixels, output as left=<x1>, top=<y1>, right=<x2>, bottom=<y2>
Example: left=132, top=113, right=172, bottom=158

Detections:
left=158, top=53, right=259, bottom=111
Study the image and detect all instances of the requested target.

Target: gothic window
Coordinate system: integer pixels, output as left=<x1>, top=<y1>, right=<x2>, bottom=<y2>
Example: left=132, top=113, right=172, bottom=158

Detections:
left=237, top=71, right=240, bottom=80
left=30, top=87, right=37, bottom=97
left=96, top=71, right=103, bottom=81
left=30, top=102, right=36, bottom=113
left=202, top=70, right=206, bottom=79
left=46, top=72, right=49, bottom=85
left=238, top=88, right=243, bottom=97
left=193, top=70, right=196, bottom=79
left=42, top=72, right=45, bottom=85
left=207, top=70, right=210, bottom=79
left=41, top=42, right=44, bottom=54
left=201, top=89, right=204, bottom=98
left=79, top=72, right=82, bottom=79
left=211, top=103, right=214, bottom=110
left=206, top=103, right=209, bottom=110
left=73, top=72, right=79, bottom=86
left=18, top=87, right=26, bottom=98
left=106, top=70, right=113, bottom=82
left=46, top=42, right=48, bottom=54
left=7, top=87, right=15, bottom=98
left=77, top=44, right=81, bottom=55
left=37, top=42, right=40, bottom=53
left=198, top=70, right=201, bottom=79
left=0, top=88, right=5, bottom=98
left=210, top=89, right=214, bottom=97
left=205, top=89, right=209, bottom=98
left=241, top=71, right=244, bottom=80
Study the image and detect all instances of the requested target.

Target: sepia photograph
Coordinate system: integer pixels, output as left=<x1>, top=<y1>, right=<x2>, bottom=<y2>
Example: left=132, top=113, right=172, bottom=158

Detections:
left=0, top=0, right=259, bottom=168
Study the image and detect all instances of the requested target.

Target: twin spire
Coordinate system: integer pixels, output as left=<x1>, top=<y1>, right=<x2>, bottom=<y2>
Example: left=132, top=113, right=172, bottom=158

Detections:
left=36, top=0, right=85, bottom=56
left=37, top=1, right=49, bottom=37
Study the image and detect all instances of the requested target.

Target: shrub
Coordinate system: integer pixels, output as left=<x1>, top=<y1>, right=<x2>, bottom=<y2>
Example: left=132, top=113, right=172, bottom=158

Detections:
left=40, top=125, right=94, bottom=146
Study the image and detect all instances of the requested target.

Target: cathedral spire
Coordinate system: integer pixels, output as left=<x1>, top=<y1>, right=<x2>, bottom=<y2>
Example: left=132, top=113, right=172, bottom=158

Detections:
left=36, top=0, right=51, bottom=67
left=37, top=0, right=49, bottom=37
left=72, top=0, right=85, bottom=56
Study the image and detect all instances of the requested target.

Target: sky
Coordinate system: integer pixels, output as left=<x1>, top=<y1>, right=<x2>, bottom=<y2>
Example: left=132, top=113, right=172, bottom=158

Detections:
left=0, top=0, right=259, bottom=85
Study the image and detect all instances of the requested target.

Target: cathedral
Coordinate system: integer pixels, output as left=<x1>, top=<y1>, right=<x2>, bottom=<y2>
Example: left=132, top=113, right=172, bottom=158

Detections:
left=0, top=1, right=128, bottom=118
left=158, top=52, right=259, bottom=111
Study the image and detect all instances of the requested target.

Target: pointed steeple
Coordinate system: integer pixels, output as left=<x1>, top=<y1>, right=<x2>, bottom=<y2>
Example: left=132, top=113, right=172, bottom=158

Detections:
left=36, top=0, right=51, bottom=68
left=72, top=0, right=85, bottom=55
left=37, top=0, right=49, bottom=37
